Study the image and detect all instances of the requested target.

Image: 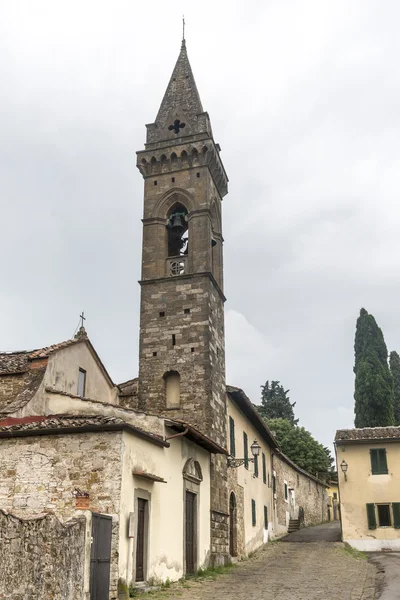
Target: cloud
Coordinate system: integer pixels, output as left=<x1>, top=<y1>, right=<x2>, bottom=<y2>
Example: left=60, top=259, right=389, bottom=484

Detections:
left=2, top=0, right=400, bottom=450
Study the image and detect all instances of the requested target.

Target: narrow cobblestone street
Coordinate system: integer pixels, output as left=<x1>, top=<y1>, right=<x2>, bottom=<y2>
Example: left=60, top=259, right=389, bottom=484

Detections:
left=148, top=541, right=378, bottom=600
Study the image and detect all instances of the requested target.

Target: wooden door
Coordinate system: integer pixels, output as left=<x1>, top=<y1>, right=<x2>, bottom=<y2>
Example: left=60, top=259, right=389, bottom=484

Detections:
left=136, top=499, right=147, bottom=582
left=90, top=513, right=112, bottom=600
left=185, top=491, right=196, bottom=574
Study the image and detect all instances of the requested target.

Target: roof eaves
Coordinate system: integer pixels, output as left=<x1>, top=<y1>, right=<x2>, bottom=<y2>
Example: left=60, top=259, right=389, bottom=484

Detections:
left=226, top=385, right=279, bottom=449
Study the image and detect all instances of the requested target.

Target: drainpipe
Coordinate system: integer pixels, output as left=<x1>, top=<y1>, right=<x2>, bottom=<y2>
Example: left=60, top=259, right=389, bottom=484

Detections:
left=165, top=427, right=189, bottom=442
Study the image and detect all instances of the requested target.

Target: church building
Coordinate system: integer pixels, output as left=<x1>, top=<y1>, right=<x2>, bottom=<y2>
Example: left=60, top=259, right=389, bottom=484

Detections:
left=0, top=39, right=327, bottom=600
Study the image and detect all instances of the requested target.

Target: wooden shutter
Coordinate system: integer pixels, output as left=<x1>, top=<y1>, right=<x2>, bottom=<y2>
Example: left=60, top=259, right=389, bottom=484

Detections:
left=370, top=448, right=388, bottom=474
left=251, top=499, right=256, bottom=526
left=366, top=503, right=377, bottom=529
left=378, top=449, right=388, bottom=473
left=243, top=432, right=249, bottom=469
left=229, top=417, right=235, bottom=457
left=262, top=453, right=267, bottom=484
left=392, top=503, right=400, bottom=529
left=370, top=449, right=379, bottom=473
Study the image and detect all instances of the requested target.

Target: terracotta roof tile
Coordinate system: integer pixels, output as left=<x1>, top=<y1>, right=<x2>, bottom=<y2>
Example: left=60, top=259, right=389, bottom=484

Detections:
left=335, top=426, right=400, bottom=442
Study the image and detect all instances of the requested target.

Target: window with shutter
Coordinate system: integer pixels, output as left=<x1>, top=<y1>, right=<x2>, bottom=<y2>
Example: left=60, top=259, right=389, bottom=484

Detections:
left=392, top=503, right=400, bottom=529
left=264, top=506, right=268, bottom=530
left=366, top=503, right=377, bottom=529
left=251, top=499, right=256, bottom=526
left=262, top=453, right=267, bottom=484
left=243, top=432, right=249, bottom=470
left=370, top=448, right=388, bottom=474
left=229, top=417, right=236, bottom=457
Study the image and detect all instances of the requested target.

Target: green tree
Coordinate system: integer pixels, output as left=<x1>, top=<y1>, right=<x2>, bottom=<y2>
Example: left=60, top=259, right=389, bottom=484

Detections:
left=390, top=350, right=400, bottom=425
left=354, top=308, right=394, bottom=427
left=257, top=380, right=298, bottom=425
left=265, top=418, right=334, bottom=479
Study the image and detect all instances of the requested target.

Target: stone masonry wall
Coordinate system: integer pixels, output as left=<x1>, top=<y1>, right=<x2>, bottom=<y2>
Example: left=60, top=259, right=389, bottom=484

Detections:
left=273, top=453, right=328, bottom=530
left=0, top=510, right=86, bottom=600
left=138, top=275, right=226, bottom=448
left=0, top=431, right=123, bottom=600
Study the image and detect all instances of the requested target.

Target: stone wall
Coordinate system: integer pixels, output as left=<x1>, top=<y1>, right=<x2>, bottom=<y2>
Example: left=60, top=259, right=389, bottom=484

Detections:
left=138, top=275, right=226, bottom=448
left=0, top=431, right=123, bottom=599
left=0, top=510, right=86, bottom=600
left=273, top=452, right=327, bottom=532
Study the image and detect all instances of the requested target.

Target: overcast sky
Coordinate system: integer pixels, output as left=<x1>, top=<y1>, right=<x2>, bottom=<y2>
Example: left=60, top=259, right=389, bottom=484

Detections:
left=2, top=0, right=400, bottom=452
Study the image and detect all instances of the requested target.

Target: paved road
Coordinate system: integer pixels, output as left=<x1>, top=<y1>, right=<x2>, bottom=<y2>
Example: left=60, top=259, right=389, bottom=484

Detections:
left=368, top=553, right=400, bottom=600
left=281, top=521, right=341, bottom=542
left=149, top=539, right=377, bottom=600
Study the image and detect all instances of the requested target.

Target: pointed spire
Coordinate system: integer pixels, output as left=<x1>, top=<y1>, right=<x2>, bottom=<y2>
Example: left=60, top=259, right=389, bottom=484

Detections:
left=154, top=41, right=203, bottom=129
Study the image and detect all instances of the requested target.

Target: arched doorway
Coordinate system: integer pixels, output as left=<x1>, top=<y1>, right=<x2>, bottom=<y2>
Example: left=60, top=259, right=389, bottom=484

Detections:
left=229, top=492, right=237, bottom=557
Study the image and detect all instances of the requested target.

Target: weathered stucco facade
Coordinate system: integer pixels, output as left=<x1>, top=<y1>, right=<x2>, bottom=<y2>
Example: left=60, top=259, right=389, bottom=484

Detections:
left=336, top=426, right=400, bottom=551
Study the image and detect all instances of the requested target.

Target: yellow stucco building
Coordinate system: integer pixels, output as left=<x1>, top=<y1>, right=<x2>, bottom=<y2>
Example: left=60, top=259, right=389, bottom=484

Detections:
left=327, top=480, right=339, bottom=521
left=335, top=427, right=400, bottom=551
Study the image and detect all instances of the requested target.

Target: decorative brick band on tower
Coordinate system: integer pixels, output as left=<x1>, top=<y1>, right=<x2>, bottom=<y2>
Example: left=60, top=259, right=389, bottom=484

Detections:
left=136, top=40, right=229, bottom=565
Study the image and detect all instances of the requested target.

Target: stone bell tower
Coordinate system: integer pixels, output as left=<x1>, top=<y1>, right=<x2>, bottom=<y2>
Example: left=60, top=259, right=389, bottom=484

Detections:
left=136, top=39, right=230, bottom=561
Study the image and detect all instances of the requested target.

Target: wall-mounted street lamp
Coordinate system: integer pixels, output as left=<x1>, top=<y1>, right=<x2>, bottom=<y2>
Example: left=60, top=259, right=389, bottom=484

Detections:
left=227, top=439, right=261, bottom=468
left=340, top=459, right=348, bottom=482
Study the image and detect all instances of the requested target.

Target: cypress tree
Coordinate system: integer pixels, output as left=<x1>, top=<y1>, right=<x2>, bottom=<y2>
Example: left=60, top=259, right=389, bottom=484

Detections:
left=354, top=308, right=394, bottom=427
left=257, top=381, right=298, bottom=425
left=389, top=351, right=400, bottom=425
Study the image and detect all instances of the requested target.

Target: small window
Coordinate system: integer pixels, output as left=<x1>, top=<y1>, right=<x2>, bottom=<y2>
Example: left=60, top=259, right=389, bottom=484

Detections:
left=264, top=506, right=268, bottom=530
left=164, top=371, right=180, bottom=408
left=333, top=492, right=337, bottom=500
left=172, top=334, right=176, bottom=346
left=152, top=351, right=157, bottom=357
left=377, top=504, right=391, bottom=527
left=272, top=474, right=276, bottom=494
left=284, top=482, right=288, bottom=501
left=251, top=499, right=256, bottom=526
left=262, top=452, right=267, bottom=484
left=243, top=432, right=249, bottom=470
left=159, top=311, right=165, bottom=317
left=370, top=449, right=388, bottom=474
left=229, top=417, right=236, bottom=457
left=191, top=347, right=195, bottom=353
left=254, top=454, right=259, bottom=478
left=78, top=368, right=86, bottom=397
left=154, top=180, right=157, bottom=186
left=184, top=308, right=190, bottom=314
left=171, top=177, right=175, bottom=183
left=196, top=172, right=200, bottom=178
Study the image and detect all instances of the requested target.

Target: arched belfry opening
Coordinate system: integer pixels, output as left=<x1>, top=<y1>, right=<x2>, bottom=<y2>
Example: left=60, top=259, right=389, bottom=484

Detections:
left=166, top=203, right=188, bottom=258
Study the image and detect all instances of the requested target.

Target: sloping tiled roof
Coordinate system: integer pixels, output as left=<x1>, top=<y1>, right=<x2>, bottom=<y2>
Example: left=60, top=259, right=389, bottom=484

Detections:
left=0, top=352, right=29, bottom=375
left=0, top=337, right=83, bottom=375
left=0, top=367, right=47, bottom=416
left=335, top=426, right=400, bottom=443
left=118, top=378, right=138, bottom=396
left=227, top=385, right=279, bottom=449
left=0, top=414, right=169, bottom=447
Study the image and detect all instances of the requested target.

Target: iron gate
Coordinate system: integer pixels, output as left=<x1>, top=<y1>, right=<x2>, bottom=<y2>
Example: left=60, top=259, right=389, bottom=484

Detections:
left=90, top=513, right=112, bottom=600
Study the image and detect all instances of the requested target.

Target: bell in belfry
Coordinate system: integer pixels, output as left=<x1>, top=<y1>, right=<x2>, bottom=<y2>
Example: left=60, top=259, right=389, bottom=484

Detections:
left=170, top=214, right=184, bottom=231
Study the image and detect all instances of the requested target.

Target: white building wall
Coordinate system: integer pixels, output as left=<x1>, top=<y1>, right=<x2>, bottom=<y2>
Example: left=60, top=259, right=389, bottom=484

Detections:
left=119, top=430, right=211, bottom=585
left=227, top=399, right=274, bottom=556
